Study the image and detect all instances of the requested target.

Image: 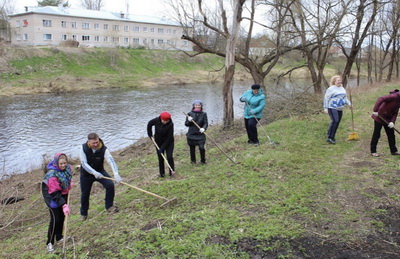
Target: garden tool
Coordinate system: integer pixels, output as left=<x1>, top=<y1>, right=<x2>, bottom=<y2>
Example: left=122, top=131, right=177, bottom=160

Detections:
left=377, top=114, right=400, bottom=135
left=182, top=111, right=237, bottom=164
left=150, top=137, right=176, bottom=177
left=244, top=101, right=278, bottom=146
left=102, top=176, right=177, bottom=207
left=346, top=86, right=360, bottom=141
left=62, top=191, right=71, bottom=258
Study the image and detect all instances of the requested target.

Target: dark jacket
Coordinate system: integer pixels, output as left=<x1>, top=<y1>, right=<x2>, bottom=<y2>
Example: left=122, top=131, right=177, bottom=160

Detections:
left=147, top=116, right=174, bottom=150
left=80, top=138, right=107, bottom=176
left=372, top=90, right=400, bottom=124
left=185, top=111, right=208, bottom=141
left=42, top=183, right=67, bottom=208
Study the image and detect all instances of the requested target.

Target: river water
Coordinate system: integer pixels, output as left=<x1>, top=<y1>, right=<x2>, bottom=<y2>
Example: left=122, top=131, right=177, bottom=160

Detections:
left=0, top=82, right=258, bottom=177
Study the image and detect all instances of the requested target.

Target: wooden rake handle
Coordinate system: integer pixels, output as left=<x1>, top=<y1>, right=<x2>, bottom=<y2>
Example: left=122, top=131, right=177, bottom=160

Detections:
left=182, top=111, right=237, bottom=164
left=150, top=137, right=175, bottom=174
left=377, top=114, right=400, bottom=135
left=102, top=176, right=169, bottom=202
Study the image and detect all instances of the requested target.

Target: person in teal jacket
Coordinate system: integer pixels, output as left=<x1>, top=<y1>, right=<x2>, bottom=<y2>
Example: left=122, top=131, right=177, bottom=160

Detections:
left=239, top=84, right=266, bottom=146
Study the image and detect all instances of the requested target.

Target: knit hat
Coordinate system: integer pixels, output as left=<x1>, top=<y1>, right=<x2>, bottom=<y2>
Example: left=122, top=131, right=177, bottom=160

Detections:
left=192, top=100, right=203, bottom=106
left=160, top=112, right=171, bottom=121
left=251, top=84, right=261, bottom=90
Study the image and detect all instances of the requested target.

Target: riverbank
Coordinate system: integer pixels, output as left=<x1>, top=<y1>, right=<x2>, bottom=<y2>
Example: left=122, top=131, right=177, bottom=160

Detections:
left=1, top=81, right=399, bottom=257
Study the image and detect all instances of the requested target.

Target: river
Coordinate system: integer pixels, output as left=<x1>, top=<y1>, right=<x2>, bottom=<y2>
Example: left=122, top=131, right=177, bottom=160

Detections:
left=1, top=82, right=259, bottom=177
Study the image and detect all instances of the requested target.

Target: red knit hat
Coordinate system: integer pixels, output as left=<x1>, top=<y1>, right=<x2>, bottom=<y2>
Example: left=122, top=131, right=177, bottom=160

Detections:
left=160, top=112, right=171, bottom=121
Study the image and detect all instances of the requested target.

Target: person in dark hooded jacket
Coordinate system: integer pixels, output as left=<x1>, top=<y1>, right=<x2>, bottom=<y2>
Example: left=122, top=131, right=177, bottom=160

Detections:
left=185, top=100, right=209, bottom=164
left=42, top=153, right=73, bottom=253
left=147, top=112, right=175, bottom=177
left=370, top=89, right=400, bottom=157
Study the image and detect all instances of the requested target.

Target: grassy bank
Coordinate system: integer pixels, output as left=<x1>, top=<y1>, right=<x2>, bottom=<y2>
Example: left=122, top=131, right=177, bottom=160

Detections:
left=1, top=81, right=399, bottom=257
left=0, top=46, right=230, bottom=96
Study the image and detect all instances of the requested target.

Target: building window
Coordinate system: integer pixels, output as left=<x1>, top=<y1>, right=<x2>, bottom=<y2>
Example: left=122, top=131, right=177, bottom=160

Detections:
left=16, top=20, right=21, bottom=27
left=166, top=29, right=171, bottom=34
left=61, top=21, right=67, bottom=28
left=23, top=34, right=28, bottom=40
left=112, top=37, right=119, bottom=43
left=134, top=26, right=140, bottom=32
left=43, top=34, right=52, bottom=40
left=94, top=36, right=100, bottom=42
left=71, top=22, right=77, bottom=28
left=82, top=35, right=90, bottom=41
left=82, top=23, right=90, bottom=29
left=124, top=37, right=129, bottom=43
left=158, top=39, right=163, bottom=44
left=16, top=34, right=21, bottom=40
left=104, top=36, right=108, bottom=42
left=112, top=25, right=119, bottom=31
left=158, top=28, right=164, bottom=34
left=143, top=39, right=147, bottom=44
left=150, top=39, right=155, bottom=44
left=182, top=40, right=188, bottom=46
left=61, top=35, right=67, bottom=41
left=173, top=30, right=177, bottom=34
left=150, top=28, right=155, bottom=33
left=133, top=38, right=139, bottom=43
left=124, top=25, right=129, bottom=32
left=43, top=20, right=52, bottom=27
left=23, top=20, right=28, bottom=27
left=143, top=27, right=147, bottom=32
left=94, top=23, right=99, bottom=29
left=72, top=35, right=77, bottom=40
left=167, top=40, right=170, bottom=44
left=104, top=24, right=108, bottom=30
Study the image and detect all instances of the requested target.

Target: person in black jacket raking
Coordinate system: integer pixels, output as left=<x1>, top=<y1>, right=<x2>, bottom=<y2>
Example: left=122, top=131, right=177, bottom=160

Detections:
left=147, top=112, right=175, bottom=178
left=185, top=100, right=208, bottom=164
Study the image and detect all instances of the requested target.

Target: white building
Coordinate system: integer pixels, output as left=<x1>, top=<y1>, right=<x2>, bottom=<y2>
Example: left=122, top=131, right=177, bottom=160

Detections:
left=8, top=6, right=192, bottom=50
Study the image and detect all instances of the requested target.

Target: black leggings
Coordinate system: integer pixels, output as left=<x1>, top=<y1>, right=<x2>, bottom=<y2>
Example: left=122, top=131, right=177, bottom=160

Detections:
left=46, top=207, right=65, bottom=245
left=157, top=144, right=175, bottom=176
left=370, top=120, right=397, bottom=153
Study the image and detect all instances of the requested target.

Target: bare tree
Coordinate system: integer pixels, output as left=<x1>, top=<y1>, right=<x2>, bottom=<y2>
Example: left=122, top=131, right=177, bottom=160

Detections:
left=80, top=0, right=104, bottom=10
left=0, top=0, right=15, bottom=42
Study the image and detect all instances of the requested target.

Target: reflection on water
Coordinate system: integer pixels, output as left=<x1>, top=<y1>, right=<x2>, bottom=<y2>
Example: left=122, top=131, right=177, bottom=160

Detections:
left=0, top=83, right=251, bottom=176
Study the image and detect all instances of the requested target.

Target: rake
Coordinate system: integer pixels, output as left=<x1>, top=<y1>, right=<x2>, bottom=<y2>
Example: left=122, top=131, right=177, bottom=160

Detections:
left=102, top=176, right=177, bottom=207
left=346, top=86, right=360, bottom=141
left=182, top=111, right=237, bottom=164
left=150, top=137, right=176, bottom=178
left=244, top=101, right=278, bottom=146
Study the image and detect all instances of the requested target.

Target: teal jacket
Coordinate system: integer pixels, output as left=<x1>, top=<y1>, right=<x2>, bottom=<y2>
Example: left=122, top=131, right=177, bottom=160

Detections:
left=239, top=89, right=266, bottom=119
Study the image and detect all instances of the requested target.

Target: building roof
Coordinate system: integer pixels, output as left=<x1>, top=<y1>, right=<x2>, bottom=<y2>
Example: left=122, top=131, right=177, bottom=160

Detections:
left=9, top=6, right=180, bottom=26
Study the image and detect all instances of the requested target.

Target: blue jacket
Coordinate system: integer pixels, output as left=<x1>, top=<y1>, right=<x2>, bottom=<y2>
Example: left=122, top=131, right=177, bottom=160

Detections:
left=240, top=89, right=266, bottom=119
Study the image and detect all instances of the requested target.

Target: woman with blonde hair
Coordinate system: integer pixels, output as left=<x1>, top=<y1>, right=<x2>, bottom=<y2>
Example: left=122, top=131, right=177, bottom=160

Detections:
left=323, top=75, right=351, bottom=144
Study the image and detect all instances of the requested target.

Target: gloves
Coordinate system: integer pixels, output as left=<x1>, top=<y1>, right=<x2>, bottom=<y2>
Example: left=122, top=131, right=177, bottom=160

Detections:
left=240, top=97, right=247, bottom=102
left=324, top=109, right=328, bottom=114
left=157, top=148, right=164, bottom=155
left=62, top=204, right=70, bottom=216
left=187, top=116, right=193, bottom=122
left=388, top=122, right=394, bottom=128
left=372, top=111, right=378, bottom=116
left=199, top=128, right=205, bottom=133
left=114, top=174, right=122, bottom=184
left=93, top=172, right=103, bottom=179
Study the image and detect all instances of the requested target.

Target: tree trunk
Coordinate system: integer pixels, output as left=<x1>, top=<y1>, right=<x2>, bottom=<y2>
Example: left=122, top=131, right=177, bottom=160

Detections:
left=223, top=65, right=235, bottom=129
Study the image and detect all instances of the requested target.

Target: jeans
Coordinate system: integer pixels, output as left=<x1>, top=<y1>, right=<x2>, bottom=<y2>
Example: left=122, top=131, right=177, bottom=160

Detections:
left=80, top=171, right=115, bottom=216
left=370, top=120, right=397, bottom=153
left=245, top=118, right=259, bottom=143
left=327, top=109, right=343, bottom=139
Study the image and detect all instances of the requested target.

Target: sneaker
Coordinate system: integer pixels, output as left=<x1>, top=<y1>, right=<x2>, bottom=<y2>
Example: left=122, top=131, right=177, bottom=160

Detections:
left=326, top=138, right=336, bottom=144
left=107, top=206, right=119, bottom=213
left=56, top=237, right=64, bottom=244
left=391, top=152, right=400, bottom=156
left=253, top=142, right=259, bottom=146
left=47, top=243, right=54, bottom=253
left=371, top=153, right=379, bottom=157
left=81, top=215, right=87, bottom=221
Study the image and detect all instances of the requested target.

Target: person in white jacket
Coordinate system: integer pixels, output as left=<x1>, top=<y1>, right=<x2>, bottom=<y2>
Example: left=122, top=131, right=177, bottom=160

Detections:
left=323, top=75, right=351, bottom=144
left=79, top=133, right=122, bottom=220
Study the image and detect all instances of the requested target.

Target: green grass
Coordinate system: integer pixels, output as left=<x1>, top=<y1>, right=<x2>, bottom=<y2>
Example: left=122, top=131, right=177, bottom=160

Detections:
left=1, top=82, right=400, bottom=257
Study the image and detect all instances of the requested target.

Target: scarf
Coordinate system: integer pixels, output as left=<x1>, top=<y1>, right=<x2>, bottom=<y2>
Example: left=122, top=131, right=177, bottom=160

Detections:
left=43, top=153, right=72, bottom=190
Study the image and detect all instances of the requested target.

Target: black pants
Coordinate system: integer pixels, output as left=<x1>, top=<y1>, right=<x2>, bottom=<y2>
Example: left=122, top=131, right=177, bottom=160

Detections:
left=244, top=118, right=259, bottom=143
left=189, top=141, right=206, bottom=164
left=370, top=120, right=397, bottom=153
left=157, top=144, right=175, bottom=177
left=327, top=108, right=343, bottom=139
left=80, top=171, right=115, bottom=216
left=47, top=207, right=64, bottom=245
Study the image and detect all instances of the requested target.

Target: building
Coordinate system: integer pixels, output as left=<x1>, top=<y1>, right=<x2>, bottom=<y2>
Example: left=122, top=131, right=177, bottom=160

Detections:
left=8, top=6, right=192, bottom=50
